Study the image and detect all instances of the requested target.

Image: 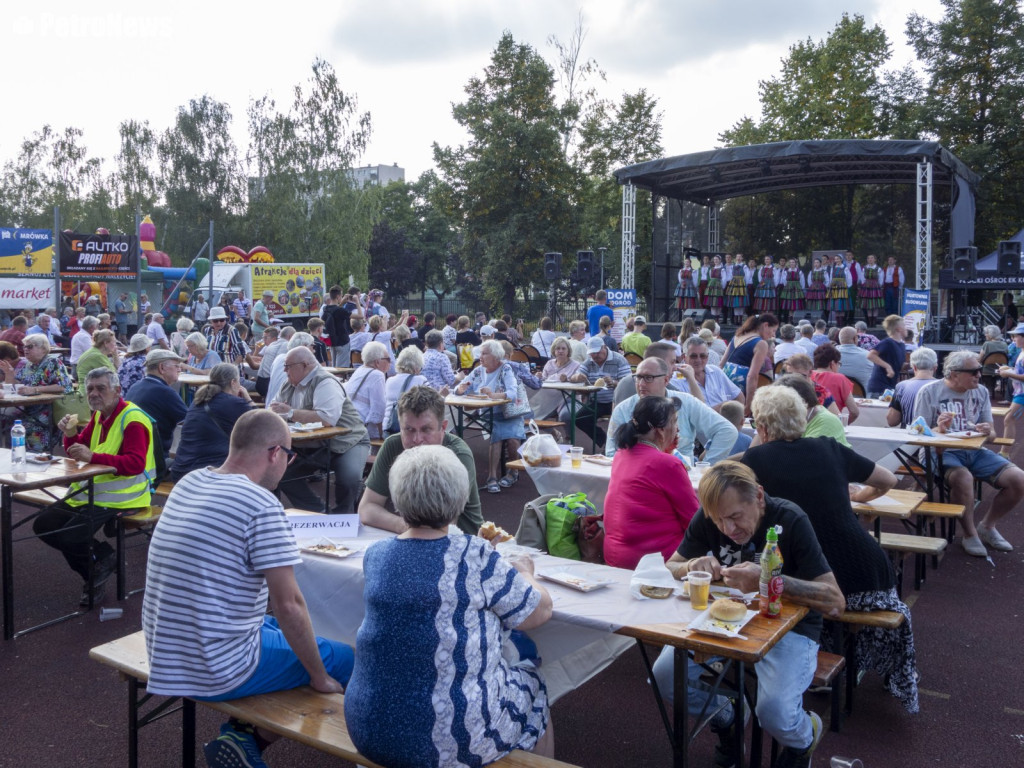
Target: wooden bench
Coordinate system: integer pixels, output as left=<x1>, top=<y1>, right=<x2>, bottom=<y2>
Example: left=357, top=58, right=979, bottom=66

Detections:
left=914, top=501, right=966, bottom=547
left=810, top=652, right=846, bottom=732
left=879, top=532, right=947, bottom=595
left=91, top=631, right=577, bottom=768
left=14, top=486, right=162, bottom=600
left=826, top=610, right=905, bottom=723
left=533, top=420, right=566, bottom=430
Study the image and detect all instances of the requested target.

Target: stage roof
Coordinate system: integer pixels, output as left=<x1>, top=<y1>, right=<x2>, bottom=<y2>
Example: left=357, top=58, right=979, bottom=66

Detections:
left=613, top=140, right=980, bottom=205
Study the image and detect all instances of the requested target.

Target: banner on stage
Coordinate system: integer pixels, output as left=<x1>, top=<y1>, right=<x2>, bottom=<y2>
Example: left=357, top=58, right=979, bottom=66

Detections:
left=0, top=278, right=57, bottom=308
left=606, top=289, right=637, bottom=341
left=0, top=228, right=54, bottom=275
left=903, top=289, right=929, bottom=347
left=59, top=231, right=138, bottom=277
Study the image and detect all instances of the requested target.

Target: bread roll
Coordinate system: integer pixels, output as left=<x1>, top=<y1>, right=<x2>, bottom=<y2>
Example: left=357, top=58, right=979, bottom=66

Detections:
left=709, top=598, right=747, bottom=622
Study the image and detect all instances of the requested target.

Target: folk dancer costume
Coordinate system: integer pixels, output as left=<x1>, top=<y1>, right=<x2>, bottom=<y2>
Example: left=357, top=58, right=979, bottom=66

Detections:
left=723, top=261, right=749, bottom=323
left=753, top=262, right=778, bottom=313
left=859, top=262, right=885, bottom=323
left=697, top=259, right=712, bottom=305
left=675, top=263, right=700, bottom=311
left=805, top=262, right=829, bottom=312
left=826, top=262, right=853, bottom=321
left=702, top=262, right=724, bottom=316
left=778, top=266, right=807, bottom=320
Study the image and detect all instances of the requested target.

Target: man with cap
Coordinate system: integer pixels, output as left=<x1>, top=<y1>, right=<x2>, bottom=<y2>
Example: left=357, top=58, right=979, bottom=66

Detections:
left=563, top=336, right=632, bottom=448
left=620, top=316, right=652, bottom=357
left=85, top=294, right=103, bottom=317
left=146, top=313, right=169, bottom=350
left=251, top=290, right=275, bottom=336
left=365, top=289, right=390, bottom=321
left=126, top=348, right=188, bottom=458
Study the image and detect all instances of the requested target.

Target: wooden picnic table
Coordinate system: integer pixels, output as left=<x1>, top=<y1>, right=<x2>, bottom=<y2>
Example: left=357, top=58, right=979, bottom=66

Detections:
left=540, top=381, right=605, bottom=446
left=0, top=450, right=114, bottom=640
left=444, top=394, right=512, bottom=439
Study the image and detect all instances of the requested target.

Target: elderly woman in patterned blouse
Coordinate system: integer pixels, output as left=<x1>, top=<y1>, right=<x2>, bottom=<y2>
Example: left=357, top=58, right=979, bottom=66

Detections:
left=0, top=334, right=73, bottom=451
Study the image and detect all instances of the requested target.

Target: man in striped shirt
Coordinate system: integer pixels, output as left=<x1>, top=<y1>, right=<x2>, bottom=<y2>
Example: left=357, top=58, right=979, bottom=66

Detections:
left=142, top=409, right=353, bottom=768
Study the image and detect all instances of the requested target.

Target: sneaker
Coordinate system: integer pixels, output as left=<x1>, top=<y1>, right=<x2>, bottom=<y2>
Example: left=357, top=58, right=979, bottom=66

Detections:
left=203, top=723, right=269, bottom=768
left=498, top=470, right=519, bottom=488
left=961, top=534, right=988, bottom=557
left=978, top=525, right=1013, bottom=552
left=774, top=710, right=822, bottom=768
left=79, top=553, right=116, bottom=607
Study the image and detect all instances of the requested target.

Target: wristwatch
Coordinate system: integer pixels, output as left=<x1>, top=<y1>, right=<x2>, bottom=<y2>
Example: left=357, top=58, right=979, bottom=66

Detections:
left=285, top=408, right=294, bottom=421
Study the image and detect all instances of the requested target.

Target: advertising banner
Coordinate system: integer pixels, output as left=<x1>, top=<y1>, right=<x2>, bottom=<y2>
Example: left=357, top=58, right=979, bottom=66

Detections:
left=250, top=264, right=325, bottom=316
left=58, top=231, right=138, bottom=277
left=903, top=288, right=929, bottom=348
left=605, top=288, right=638, bottom=341
left=0, top=228, right=54, bottom=275
left=0, top=278, right=58, bottom=308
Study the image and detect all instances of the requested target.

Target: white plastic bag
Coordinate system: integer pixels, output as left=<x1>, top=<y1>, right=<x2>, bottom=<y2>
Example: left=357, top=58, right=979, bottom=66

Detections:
left=520, top=432, right=562, bottom=467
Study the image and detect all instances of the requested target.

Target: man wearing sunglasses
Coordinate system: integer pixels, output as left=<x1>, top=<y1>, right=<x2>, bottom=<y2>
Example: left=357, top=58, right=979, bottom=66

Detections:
left=205, top=306, right=246, bottom=366
left=913, top=349, right=1024, bottom=557
left=143, top=409, right=353, bottom=768
left=676, top=335, right=744, bottom=412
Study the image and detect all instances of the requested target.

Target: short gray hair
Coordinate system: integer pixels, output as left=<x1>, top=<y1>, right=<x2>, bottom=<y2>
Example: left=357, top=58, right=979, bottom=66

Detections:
left=23, top=333, right=50, bottom=354
left=389, top=445, right=470, bottom=529
left=855, top=321, right=868, bottom=332
left=280, top=325, right=296, bottom=340
left=185, top=331, right=208, bottom=353
left=479, top=339, right=505, bottom=359
left=752, top=385, right=807, bottom=441
left=838, top=326, right=857, bottom=344
left=683, top=335, right=707, bottom=354
left=176, top=317, right=195, bottom=333
left=779, top=324, right=797, bottom=341
left=288, top=332, right=314, bottom=350
left=984, top=325, right=1002, bottom=341
left=910, top=346, right=938, bottom=371
left=425, top=329, right=444, bottom=349
left=361, top=340, right=390, bottom=365
left=943, top=349, right=978, bottom=378
left=82, top=316, right=100, bottom=332
left=86, top=367, right=120, bottom=390
left=395, top=345, right=424, bottom=374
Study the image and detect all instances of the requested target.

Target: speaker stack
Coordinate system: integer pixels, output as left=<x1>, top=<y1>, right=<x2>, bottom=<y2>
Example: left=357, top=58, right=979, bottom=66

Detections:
left=952, top=247, right=977, bottom=281
left=998, top=240, right=1022, bottom=277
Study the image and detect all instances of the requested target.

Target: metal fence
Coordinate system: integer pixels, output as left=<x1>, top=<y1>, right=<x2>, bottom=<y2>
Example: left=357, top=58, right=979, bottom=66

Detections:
left=393, top=295, right=649, bottom=332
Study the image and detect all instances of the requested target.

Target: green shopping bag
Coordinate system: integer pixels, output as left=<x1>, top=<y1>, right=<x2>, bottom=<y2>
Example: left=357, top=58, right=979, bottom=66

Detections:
left=545, top=492, right=597, bottom=560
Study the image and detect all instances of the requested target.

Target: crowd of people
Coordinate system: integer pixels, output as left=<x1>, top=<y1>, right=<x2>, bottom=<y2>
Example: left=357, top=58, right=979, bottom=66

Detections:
left=9, top=277, right=1024, bottom=768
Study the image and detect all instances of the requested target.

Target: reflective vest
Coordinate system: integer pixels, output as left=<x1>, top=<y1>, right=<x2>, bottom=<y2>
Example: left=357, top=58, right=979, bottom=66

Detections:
left=65, top=403, right=155, bottom=509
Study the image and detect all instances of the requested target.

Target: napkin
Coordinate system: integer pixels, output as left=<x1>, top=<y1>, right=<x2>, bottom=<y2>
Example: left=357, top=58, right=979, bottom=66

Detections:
left=629, top=552, right=680, bottom=600
left=906, top=416, right=934, bottom=437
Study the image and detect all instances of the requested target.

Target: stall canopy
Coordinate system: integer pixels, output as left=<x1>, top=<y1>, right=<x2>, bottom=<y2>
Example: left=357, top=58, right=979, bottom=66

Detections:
left=613, top=139, right=980, bottom=250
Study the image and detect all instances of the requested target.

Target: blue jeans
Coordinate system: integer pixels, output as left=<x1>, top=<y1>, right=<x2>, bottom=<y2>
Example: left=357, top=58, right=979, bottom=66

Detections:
left=194, top=616, right=354, bottom=702
left=651, top=630, right=818, bottom=750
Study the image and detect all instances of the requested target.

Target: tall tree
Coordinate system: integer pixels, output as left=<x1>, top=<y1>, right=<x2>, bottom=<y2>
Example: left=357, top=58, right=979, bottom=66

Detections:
left=434, top=33, right=579, bottom=313
left=907, top=0, right=1024, bottom=245
left=246, top=59, right=375, bottom=286
left=109, top=119, right=159, bottom=233
left=157, top=95, right=246, bottom=260
left=547, top=11, right=606, bottom=155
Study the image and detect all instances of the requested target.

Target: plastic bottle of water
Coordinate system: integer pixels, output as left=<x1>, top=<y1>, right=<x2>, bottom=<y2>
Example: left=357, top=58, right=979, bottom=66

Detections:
left=11, top=420, right=26, bottom=468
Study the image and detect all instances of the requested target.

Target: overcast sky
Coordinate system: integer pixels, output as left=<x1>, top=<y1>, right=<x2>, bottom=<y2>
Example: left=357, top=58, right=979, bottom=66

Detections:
left=3, top=0, right=944, bottom=183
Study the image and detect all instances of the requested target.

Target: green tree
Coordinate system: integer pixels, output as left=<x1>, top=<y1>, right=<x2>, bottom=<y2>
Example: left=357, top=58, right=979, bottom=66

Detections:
left=434, top=33, right=579, bottom=314
left=246, top=59, right=375, bottom=286
left=907, top=0, right=1024, bottom=246
left=108, top=119, right=159, bottom=234
left=157, top=95, right=247, bottom=261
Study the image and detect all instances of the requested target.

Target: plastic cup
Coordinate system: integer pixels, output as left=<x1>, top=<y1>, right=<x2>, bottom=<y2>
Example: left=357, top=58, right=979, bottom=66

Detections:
left=688, top=571, right=712, bottom=611
left=840, top=412, right=850, bottom=428
left=830, top=759, right=863, bottom=768
left=569, top=446, right=583, bottom=469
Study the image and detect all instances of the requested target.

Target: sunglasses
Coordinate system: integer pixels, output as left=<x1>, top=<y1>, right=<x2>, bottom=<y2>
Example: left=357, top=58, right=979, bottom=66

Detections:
left=269, top=445, right=297, bottom=464
left=953, top=367, right=983, bottom=376
left=687, top=353, right=709, bottom=360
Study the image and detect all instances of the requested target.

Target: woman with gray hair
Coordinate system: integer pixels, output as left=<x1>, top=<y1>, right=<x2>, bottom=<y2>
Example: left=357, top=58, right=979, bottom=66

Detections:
left=1, top=332, right=73, bottom=451
left=170, top=316, right=195, bottom=358
left=170, top=362, right=254, bottom=480
left=181, top=331, right=221, bottom=374
left=745, top=385, right=919, bottom=713
left=345, top=444, right=553, bottom=767
left=383, top=346, right=427, bottom=434
left=456, top=339, right=527, bottom=493
left=887, top=346, right=939, bottom=427
left=345, top=340, right=390, bottom=437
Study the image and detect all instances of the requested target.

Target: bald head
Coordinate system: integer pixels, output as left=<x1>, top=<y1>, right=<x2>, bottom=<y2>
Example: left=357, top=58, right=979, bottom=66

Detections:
left=286, top=346, right=317, bottom=367
left=838, top=326, right=857, bottom=345
left=228, top=409, right=289, bottom=456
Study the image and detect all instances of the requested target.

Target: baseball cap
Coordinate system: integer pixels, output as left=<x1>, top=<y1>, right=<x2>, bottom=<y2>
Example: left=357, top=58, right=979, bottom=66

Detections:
left=145, top=349, right=183, bottom=366
left=587, top=336, right=606, bottom=354
left=633, top=316, right=647, bottom=325
left=480, top=325, right=496, bottom=336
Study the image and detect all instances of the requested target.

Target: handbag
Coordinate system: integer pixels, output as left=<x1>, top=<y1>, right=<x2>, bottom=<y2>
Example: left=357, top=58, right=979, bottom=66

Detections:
left=545, top=492, right=599, bottom=560
left=500, top=365, right=533, bottom=419
left=53, top=389, right=92, bottom=426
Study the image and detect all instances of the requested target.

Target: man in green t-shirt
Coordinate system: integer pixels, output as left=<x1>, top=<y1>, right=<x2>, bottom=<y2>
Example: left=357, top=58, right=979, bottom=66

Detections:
left=358, top=386, right=484, bottom=534
left=619, top=315, right=652, bottom=357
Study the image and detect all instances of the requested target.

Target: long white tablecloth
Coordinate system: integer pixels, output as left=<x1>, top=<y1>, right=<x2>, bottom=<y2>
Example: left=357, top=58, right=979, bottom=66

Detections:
left=292, top=526, right=719, bottom=703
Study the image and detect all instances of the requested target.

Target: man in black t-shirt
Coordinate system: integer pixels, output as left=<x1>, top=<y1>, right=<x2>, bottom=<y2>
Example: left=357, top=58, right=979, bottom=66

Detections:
left=321, top=285, right=352, bottom=367
left=654, top=461, right=843, bottom=768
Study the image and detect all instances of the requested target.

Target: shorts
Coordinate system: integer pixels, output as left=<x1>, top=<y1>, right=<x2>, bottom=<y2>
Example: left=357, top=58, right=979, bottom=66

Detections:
left=934, top=448, right=1011, bottom=486
left=193, top=616, right=354, bottom=702
left=1011, top=394, right=1024, bottom=407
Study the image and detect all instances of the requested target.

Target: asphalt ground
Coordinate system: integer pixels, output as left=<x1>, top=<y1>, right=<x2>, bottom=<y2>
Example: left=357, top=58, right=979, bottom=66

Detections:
left=1, top=416, right=1022, bottom=768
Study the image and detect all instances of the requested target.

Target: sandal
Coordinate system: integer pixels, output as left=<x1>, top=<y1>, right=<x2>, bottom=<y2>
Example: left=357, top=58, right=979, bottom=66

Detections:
left=486, top=478, right=501, bottom=494
left=498, top=470, right=519, bottom=488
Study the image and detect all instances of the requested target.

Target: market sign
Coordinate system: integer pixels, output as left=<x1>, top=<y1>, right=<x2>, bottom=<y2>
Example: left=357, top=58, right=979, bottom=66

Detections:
left=0, top=227, right=54, bottom=275
left=59, top=231, right=138, bottom=277
left=0, top=278, right=57, bottom=308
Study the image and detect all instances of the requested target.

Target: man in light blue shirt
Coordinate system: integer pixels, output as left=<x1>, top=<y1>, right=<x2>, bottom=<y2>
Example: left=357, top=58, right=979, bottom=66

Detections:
left=607, top=357, right=736, bottom=464
left=27, top=314, right=57, bottom=346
